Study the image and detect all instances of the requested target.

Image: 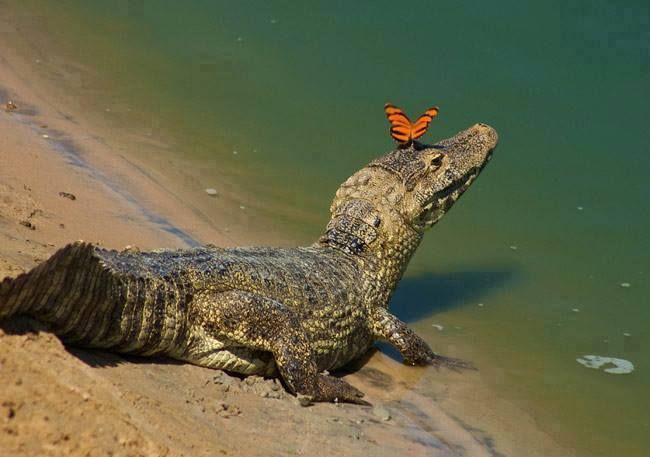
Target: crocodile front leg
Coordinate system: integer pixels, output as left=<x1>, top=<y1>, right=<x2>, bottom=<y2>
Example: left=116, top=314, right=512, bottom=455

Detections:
left=188, top=290, right=367, bottom=404
left=371, top=308, right=474, bottom=370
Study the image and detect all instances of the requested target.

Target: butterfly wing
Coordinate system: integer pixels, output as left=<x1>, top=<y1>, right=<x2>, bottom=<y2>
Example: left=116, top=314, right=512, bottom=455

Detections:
left=384, top=103, right=414, bottom=143
left=411, top=106, right=439, bottom=140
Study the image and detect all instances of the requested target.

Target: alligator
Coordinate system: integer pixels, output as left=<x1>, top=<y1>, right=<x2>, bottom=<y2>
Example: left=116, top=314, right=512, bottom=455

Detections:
left=0, top=123, right=497, bottom=403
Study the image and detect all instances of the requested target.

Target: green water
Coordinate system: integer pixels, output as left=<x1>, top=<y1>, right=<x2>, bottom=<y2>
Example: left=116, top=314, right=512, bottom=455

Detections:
left=11, top=1, right=650, bottom=455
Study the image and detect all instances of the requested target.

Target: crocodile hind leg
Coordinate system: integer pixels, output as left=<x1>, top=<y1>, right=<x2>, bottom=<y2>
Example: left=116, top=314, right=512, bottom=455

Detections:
left=187, top=290, right=367, bottom=404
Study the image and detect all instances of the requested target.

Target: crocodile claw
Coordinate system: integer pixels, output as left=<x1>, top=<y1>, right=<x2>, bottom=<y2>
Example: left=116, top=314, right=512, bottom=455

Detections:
left=429, top=353, right=476, bottom=372
left=309, top=374, right=370, bottom=405
left=409, top=353, right=476, bottom=372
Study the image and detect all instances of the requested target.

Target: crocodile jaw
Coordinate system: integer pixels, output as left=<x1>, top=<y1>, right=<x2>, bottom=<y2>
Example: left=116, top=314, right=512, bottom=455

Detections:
left=411, top=123, right=497, bottom=232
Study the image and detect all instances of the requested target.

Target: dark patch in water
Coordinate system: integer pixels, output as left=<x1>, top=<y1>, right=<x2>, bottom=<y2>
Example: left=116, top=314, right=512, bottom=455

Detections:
left=18, top=106, right=39, bottom=116
left=50, top=137, right=89, bottom=169
left=390, top=269, right=519, bottom=323
left=44, top=128, right=65, bottom=139
left=396, top=401, right=457, bottom=452
left=352, top=366, right=395, bottom=390
left=407, top=434, right=444, bottom=449
left=58, top=111, right=78, bottom=124
left=398, top=400, right=437, bottom=428
left=450, top=413, right=507, bottom=457
left=398, top=399, right=505, bottom=456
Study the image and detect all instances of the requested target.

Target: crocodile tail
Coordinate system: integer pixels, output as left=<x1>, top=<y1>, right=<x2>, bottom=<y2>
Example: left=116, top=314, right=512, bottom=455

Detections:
left=0, top=242, right=118, bottom=340
left=1, top=242, right=88, bottom=318
left=0, top=242, right=188, bottom=355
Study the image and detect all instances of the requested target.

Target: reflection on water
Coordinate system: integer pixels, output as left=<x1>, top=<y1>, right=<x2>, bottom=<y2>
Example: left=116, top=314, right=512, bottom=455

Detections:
left=8, top=1, right=650, bottom=455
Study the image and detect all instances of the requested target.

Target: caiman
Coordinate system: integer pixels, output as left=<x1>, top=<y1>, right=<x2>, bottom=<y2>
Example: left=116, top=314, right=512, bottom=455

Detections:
left=0, top=123, right=498, bottom=403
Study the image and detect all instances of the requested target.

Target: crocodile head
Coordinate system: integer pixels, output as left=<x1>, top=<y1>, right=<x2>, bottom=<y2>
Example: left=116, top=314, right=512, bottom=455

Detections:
left=322, top=123, right=497, bottom=256
left=372, top=123, right=498, bottom=233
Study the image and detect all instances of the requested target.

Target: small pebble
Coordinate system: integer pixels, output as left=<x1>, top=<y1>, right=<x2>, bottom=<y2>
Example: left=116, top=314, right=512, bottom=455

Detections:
left=240, top=205, right=246, bottom=210
left=620, top=282, right=631, bottom=288
left=58, top=191, right=76, bottom=200
left=205, top=188, right=218, bottom=196
left=4, top=101, right=18, bottom=112
left=232, top=150, right=238, bottom=155
left=19, top=220, right=35, bottom=230
left=214, top=402, right=241, bottom=418
left=296, top=394, right=312, bottom=407
left=42, top=134, right=49, bottom=139
left=372, top=406, right=391, bottom=421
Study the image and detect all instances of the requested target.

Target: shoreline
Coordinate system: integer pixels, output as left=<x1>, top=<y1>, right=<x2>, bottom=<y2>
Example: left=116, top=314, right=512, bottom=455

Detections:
left=0, top=0, right=302, bottom=252
left=0, top=23, right=238, bottom=252
left=0, top=6, right=574, bottom=457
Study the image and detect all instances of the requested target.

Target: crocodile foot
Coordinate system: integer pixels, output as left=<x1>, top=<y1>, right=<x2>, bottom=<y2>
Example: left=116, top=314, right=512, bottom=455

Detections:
left=421, top=353, right=476, bottom=372
left=299, top=374, right=369, bottom=406
left=405, top=350, right=476, bottom=372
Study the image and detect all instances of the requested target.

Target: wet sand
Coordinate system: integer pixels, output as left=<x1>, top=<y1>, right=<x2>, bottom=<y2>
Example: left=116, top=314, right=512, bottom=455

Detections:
left=0, top=8, right=574, bottom=457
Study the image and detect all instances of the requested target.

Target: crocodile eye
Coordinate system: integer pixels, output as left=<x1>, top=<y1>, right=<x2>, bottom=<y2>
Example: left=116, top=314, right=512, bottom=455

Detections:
left=430, top=154, right=443, bottom=168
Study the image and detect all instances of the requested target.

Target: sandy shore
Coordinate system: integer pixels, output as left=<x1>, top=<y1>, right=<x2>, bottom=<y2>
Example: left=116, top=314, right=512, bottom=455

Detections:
left=0, top=6, right=575, bottom=456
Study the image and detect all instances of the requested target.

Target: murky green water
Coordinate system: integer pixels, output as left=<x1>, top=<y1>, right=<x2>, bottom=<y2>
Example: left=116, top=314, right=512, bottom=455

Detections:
left=10, top=1, right=650, bottom=455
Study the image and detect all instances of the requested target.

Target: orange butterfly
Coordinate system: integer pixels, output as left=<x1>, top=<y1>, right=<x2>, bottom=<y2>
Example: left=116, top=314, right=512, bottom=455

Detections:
left=384, top=103, right=439, bottom=146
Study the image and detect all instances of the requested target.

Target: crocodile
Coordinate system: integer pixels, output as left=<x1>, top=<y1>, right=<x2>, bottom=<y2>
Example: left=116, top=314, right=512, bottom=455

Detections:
left=0, top=123, right=497, bottom=403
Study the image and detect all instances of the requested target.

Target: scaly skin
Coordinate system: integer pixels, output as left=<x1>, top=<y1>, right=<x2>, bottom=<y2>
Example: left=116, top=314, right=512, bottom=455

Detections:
left=0, top=124, right=498, bottom=403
